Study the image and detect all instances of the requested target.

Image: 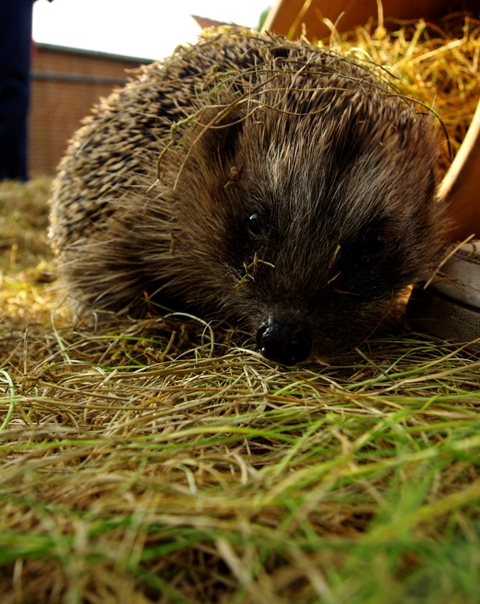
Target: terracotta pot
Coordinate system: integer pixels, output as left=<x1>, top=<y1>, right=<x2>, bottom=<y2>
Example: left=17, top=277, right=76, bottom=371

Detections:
left=263, top=0, right=480, bottom=41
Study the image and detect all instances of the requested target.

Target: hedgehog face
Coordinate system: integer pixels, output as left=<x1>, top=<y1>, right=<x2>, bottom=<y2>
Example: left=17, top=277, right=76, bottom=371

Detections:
left=175, top=86, right=443, bottom=364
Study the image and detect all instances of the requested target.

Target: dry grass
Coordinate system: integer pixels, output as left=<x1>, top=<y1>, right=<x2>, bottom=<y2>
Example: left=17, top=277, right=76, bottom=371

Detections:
left=1, top=18, right=480, bottom=604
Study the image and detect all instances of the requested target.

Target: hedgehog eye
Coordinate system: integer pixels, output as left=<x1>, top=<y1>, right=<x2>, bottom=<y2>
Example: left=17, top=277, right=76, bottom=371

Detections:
left=248, top=212, right=262, bottom=236
left=363, top=232, right=385, bottom=259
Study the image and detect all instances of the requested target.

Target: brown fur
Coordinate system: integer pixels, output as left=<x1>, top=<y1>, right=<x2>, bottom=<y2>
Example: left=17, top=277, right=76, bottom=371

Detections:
left=49, top=29, right=446, bottom=364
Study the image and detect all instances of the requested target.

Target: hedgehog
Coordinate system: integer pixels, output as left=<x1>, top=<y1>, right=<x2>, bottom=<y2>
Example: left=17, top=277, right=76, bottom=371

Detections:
left=49, top=28, right=445, bottom=365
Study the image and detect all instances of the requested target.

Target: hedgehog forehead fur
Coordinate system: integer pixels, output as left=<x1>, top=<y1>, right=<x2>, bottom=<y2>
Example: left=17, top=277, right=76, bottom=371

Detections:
left=49, top=28, right=446, bottom=363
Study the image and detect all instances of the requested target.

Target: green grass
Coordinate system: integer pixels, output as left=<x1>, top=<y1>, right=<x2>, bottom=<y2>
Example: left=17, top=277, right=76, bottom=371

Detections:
left=1, top=305, right=480, bottom=603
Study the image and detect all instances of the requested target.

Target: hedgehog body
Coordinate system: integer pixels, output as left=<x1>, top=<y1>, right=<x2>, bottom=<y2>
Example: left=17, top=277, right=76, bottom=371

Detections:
left=50, top=29, right=444, bottom=364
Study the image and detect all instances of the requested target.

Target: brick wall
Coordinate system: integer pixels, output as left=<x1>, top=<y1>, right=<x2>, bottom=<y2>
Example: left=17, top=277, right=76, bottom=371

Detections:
left=29, top=44, right=151, bottom=176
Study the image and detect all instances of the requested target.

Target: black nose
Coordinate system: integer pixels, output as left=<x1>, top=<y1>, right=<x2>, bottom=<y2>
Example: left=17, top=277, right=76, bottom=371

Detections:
left=256, top=316, right=312, bottom=365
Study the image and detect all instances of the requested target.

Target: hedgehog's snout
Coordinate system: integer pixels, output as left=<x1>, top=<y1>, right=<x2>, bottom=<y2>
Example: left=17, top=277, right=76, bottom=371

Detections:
left=256, top=316, right=312, bottom=365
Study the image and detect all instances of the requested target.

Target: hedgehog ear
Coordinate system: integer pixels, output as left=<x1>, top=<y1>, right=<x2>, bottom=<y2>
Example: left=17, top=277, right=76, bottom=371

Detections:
left=202, top=107, right=244, bottom=165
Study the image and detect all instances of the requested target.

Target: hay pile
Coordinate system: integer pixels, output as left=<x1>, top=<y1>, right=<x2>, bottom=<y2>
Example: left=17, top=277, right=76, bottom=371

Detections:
left=1, top=18, right=480, bottom=604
